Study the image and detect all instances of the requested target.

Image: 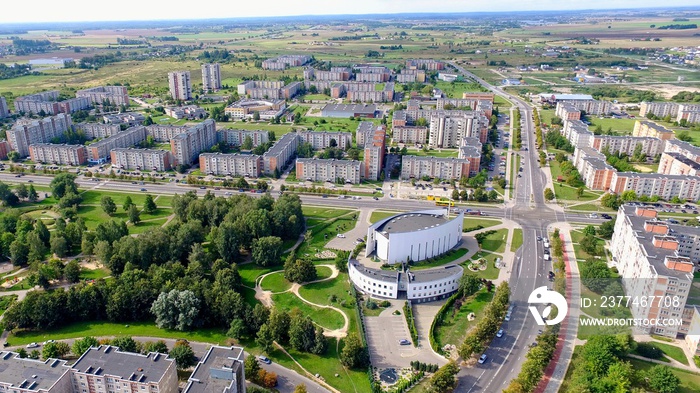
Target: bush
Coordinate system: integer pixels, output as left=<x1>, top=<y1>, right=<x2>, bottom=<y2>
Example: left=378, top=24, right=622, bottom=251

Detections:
left=403, top=301, right=418, bottom=346
left=636, top=342, right=664, bottom=359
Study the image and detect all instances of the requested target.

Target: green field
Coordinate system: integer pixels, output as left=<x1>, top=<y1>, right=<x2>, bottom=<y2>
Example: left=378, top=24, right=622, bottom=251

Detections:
left=511, top=229, right=523, bottom=252
left=270, top=292, right=345, bottom=330
left=479, top=228, right=509, bottom=253
left=259, top=272, right=293, bottom=293
left=434, top=290, right=494, bottom=349
left=464, top=251, right=501, bottom=280
left=238, top=264, right=282, bottom=288
left=463, top=217, right=502, bottom=231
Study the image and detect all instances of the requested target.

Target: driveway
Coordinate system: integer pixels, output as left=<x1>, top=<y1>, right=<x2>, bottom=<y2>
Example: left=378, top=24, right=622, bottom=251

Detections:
left=325, top=208, right=372, bottom=251
left=365, top=305, right=416, bottom=368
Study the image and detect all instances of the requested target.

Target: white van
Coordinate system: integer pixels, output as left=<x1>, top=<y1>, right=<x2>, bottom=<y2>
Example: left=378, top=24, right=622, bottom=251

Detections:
left=544, top=254, right=551, bottom=261
left=543, top=241, right=550, bottom=249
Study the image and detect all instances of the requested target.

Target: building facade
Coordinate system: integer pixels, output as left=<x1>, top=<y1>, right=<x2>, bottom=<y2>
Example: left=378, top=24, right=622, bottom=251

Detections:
left=392, top=126, right=428, bottom=144
left=262, top=132, right=298, bottom=174
left=639, top=101, right=680, bottom=118
left=658, top=152, right=700, bottom=177
left=201, top=63, right=221, bottom=93
left=363, top=126, right=386, bottom=180
left=217, top=129, right=269, bottom=147
left=0, top=96, right=8, bottom=118
left=169, top=120, right=217, bottom=165
left=182, top=346, right=245, bottom=393
left=76, top=86, right=130, bottom=106
left=295, top=158, right=362, bottom=184
left=29, top=143, right=88, bottom=166
left=199, top=153, right=263, bottom=177
left=609, top=172, right=700, bottom=201
left=555, top=102, right=581, bottom=121
left=87, top=126, right=147, bottom=163
left=297, top=131, right=352, bottom=150
left=75, top=123, right=122, bottom=139
left=632, top=120, right=674, bottom=140
left=400, top=156, right=472, bottom=181
left=7, top=114, right=73, bottom=157
left=110, top=148, right=173, bottom=171
left=168, top=71, right=192, bottom=101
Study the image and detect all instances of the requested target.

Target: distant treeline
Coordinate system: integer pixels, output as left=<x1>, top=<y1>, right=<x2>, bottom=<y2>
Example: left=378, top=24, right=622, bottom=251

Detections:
left=603, top=47, right=657, bottom=56
left=672, top=91, right=700, bottom=103
left=379, top=45, right=403, bottom=50
left=657, top=23, right=697, bottom=30
left=0, top=63, right=33, bottom=80
left=329, top=33, right=379, bottom=41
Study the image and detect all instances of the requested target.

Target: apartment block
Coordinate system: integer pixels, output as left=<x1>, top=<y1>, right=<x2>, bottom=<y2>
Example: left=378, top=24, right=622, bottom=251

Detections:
left=103, top=112, right=145, bottom=127
left=591, top=135, right=665, bottom=157
left=658, top=152, right=700, bottom=177
left=75, top=123, right=122, bottom=139
left=217, top=129, right=269, bottom=147
left=262, top=132, right=298, bottom=174
left=201, top=63, right=221, bottom=93
left=0, top=140, right=10, bottom=160
left=685, top=306, right=700, bottom=357
left=71, top=345, right=178, bottom=393
left=145, top=124, right=187, bottom=142
left=437, top=96, right=495, bottom=115
left=0, top=96, right=8, bottom=118
left=199, top=153, right=263, bottom=177
left=168, top=71, right=192, bottom=100
left=538, top=93, right=611, bottom=115
left=14, top=90, right=90, bottom=116
left=182, top=346, right=245, bottom=393
left=610, top=172, right=700, bottom=201
left=676, top=104, right=700, bottom=124
left=363, top=126, right=386, bottom=180
left=297, top=131, right=352, bottom=150
left=400, top=156, right=472, bottom=180
left=0, top=351, right=72, bottom=393
left=632, top=120, right=674, bottom=140
left=611, top=205, right=694, bottom=338
left=304, top=67, right=351, bottom=81
left=7, top=114, right=73, bottom=157
left=574, top=146, right=605, bottom=171
left=392, top=126, right=428, bottom=144
left=169, top=120, right=217, bottom=165
left=555, top=102, right=581, bottom=121
left=224, top=99, right=285, bottom=120
left=164, top=105, right=207, bottom=120
left=459, top=137, right=482, bottom=176
left=29, top=143, right=88, bottom=166
left=110, top=148, right=173, bottom=171
left=76, top=86, right=130, bottom=106
left=356, top=121, right=376, bottom=147
left=663, top=139, right=700, bottom=163
left=405, top=59, right=445, bottom=71
left=87, top=126, right=147, bottom=163
left=261, top=55, right=311, bottom=70
left=428, top=112, right=482, bottom=148
left=280, top=82, right=302, bottom=100
left=396, top=69, right=426, bottom=83
left=579, top=157, right=616, bottom=190
left=346, top=82, right=394, bottom=103
left=296, top=158, right=362, bottom=184
left=639, top=101, right=680, bottom=118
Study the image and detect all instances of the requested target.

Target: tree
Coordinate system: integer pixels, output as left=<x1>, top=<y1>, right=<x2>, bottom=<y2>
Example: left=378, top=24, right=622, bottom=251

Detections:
left=451, top=189, right=460, bottom=200
left=583, top=225, right=597, bottom=236
left=17, top=349, right=27, bottom=358
left=460, top=274, right=481, bottom=296
left=245, top=355, right=261, bottom=382
left=101, top=196, right=117, bottom=216
left=601, top=193, right=621, bottom=209
left=580, top=259, right=612, bottom=293
left=427, top=361, right=459, bottom=393
left=576, top=187, right=584, bottom=199
left=72, top=337, right=99, bottom=357
left=35, top=220, right=50, bottom=246
left=49, top=234, right=68, bottom=258
left=123, top=196, right=134, bottom=212
left=7, top=151, right=20, bottom=162
left=294, top=384, right=308, bottom=393
left=142, top=340, right=169, bottom=354
left=288, top=312, right=318, bottom=353
left=620, top=190, right=636, bottom=202
left=150, top=289, right=201, bottom=331
left=645, top=365, right=680, bottom=393
left=580, top=234, right=600, bottom=256
left=251, top=236, right=283, bottom=266
left=50, top=173, right=78, bottom=199
left=143, top=195, right=157, bottom=214
left=283, top=257, right=317, bottom=283
left=64, top=259, right=81, bottom=283
left=42, top=341, right=70, bottom=359
left=242, top=135, right=254, bottom=150
left=15, top=183, right=28, bottom=200
left=598, top=220, right=615, bottom=239
left=340, top=333, right=369, bottom=369
left=256, top=323, right=275, bottom=354
left=27, top=184, right=38, bottom=203
left=543, top=188, right=554, bottom=201
left=128, top=204, right=141, bottom=225
left=111, top=336, right=138, bottom=353
left=0, top=182, right=19, bottom=206
left=170, top=340, right=197, bottom=370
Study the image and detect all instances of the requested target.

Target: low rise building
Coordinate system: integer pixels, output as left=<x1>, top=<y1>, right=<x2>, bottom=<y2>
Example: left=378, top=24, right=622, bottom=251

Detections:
left=632, top=120, right=674, bottom=140
left=29, top=143, right=87, bottom=166
left=103, top=112, right=145, bottom=127
left=182, top=346, right=245, bottom=393
left=537, top=93, right=611, bottom=115
left=297, top=131, right=352, bottom=150
left=199, top=153, right=263, bottom=177
left=164, top=105, right=207, bottom=120
left=217, top=129, right=269, bottom=147
left=87, top=126, right=147, bottom=164
left=262, top=132, right=298, bottom=174
left=76, top=86, right=130, bottom=106
left=110, top=148, right=172, bottom=171
left=321, top=104, right=376, bottom=118
left=224, top=99, right=285, bottom=120
left=296, top=158, right=362, bottom=184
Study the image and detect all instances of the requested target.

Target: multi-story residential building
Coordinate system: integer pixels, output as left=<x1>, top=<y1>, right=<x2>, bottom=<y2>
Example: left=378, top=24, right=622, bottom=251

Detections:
left=280, top=82, right=302, bottom=100
left=632, top=120, right=675, bottom=140
left=663, top=139, right=700, bottom=163
left=236, top=81, right=300, bottom=100
left=658, top=152, right=700, bottom=177
left=261, top=55, right=311, bottom=70
left=428, top=112, right=483, bottom=148
left=611, top=205, right=694, bottom=338
left=103, top=112, right=145, bottom=127
left=199, top=153, right=263, bottom=177
left=684, top=306, right=700, bottom=357
left=675, top=104, right=700, bottom=124
left=71, top=345, right=178, bottom=393
left=400, top=156, right=472, bottom=180
left=573, top=146, right=606, bottom=171
left=75, top=123, right=122, bottom=139
left=262, top=132, right=298, bottom=174
left=392, top=126, right=428, bottom=144
left=0, top=140, right=10, bottom=160
left=346, top=82, right=394, bottom=103
left=562, top=120, right=594, bottom=148
left=304, top=67, right=351, bottom=81
left=363, top=126, right=386, bottom=180
left=145, top=124, right=188, bottom=142
left=609, top=172, right=700, bottom=201
left=29, top=143, right=88, bottom=166
left=182, top=346, right=246, bottom=393
left=639, top=101, right=680, bottom=118
left=321, top=104, right=376, bottom=118
left=0, top=96, right=9, bottom=118
left=459, top=137, right=482, bottom=176
left=356, top=121, right=376, bottom=147
left=14, top=90, right=90, bottom=115
left=591, top=135, right=666, bottom=157
left=168, top=71, right=192, bottom=100
left=578, top=157, right=616, bottom=190
left=110, top=148, right=173, bottom=171
left=7, top=114, right=73, bottom=157
left=87, top=126, right=147, bottom=163
left=169, top=120, right=217, bottom=165
left=76, top=86, right=130, bottom=106
left=217, top=129, right=269, bottom=147
left=555, top=102, right=581, bottom=121
left=296, top=158, right=362, bottom=184
left=224, top=99, right=285, bottom=120
left=396, top=69, right=426, bottom=83
left=405, top=59, right=445, bottom=71
left=0, top=351, right=72, bottom=392
left=164, top=105, right=207, bottom=120
left=297, top=131, right=352, bottom=150
left=437, top=96, right=495, bottom=112
left=201, top=63, right=221, bottom=93
left=537, top=93, right=611, bottom=115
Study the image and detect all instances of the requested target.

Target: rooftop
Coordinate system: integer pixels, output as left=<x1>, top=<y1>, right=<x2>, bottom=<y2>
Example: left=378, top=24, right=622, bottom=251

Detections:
left=263, top=132, right=298, bottom=157
left=584, top=157, right=615, bottom=171
left=183, top=346, right=244, bottom=393
left=403, top=264, right=463, bottom=283
left=539, top=93, right=594, bottom=101
left=72, top=345, right=174, bottom=384
left=356, top=121, right=376, bottom=134
left=375, top=211, right=456, bottom=235
left=350, top=261, right=399, bottom=284
left=297, top=158, right=361, bottom=167
left=0, top=352, right=69, bottom=391
left=666, top=152, right=700, bottom=171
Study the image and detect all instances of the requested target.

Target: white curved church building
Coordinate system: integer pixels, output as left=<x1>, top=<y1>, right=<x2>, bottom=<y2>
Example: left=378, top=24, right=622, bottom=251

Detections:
left=366, top=209, right=464, bottom=264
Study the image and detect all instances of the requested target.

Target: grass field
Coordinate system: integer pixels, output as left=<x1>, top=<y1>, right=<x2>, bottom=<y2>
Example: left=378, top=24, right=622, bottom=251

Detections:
left=270, top=292, right=345, bottom=330
left=643, top=342, right=690, bottom=366
left=79, top=267, right=111, bottom=281
left=464, top=251, right=501, bottom=280
left=434, top=290, right=494, bottom=349
left=369, top=210, right=402, bottom=223
left=464, top=217, right=502, bottom=231
left=408, top=248, right=468, bottom=270
left=238, top=264, right=282, bottom=288
left=298, top=273, right=354, bottom=307
left=259, top=272, right=292, bottom=293
left=511, top=229, right=523, bottom=252
left=479, top=228, right=508, bottom=253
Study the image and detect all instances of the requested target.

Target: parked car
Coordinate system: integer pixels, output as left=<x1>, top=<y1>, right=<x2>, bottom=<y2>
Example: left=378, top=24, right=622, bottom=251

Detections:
left=26, top=343, right=39, bottom=348
left=258, top=356, right=271, bottom=364
left=601, top=214, right=612, bottom=220
left=478, top=354, right=488, bottom=364
left=336, top=234, right=346, bottom=238
left=496, top=329, right=504, bottom=338
left=398, top=339, right=411, bottom=345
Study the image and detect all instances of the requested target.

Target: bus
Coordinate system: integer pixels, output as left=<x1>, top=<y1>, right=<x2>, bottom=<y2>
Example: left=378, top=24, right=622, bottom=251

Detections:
left=435, top=199, right=455, bottom=207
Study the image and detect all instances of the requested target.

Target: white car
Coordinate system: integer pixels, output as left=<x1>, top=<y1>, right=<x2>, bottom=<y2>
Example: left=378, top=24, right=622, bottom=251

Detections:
left=496, top=329, right=504, bottom=338
left=336, top=234, right=346, bottom=238
left=478, top=354, right=488, bottom=364
left=26, top=343, right=39, bottom=348
left=589, top=213, right=598, bottom=218
left=43, top=340, right=55, bottom=345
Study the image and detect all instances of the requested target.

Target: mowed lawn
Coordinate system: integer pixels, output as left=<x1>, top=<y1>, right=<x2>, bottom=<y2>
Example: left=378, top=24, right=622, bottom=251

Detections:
left=270, top=292, right=345, bottom=330
left=298, top=273, right=355, bottom=307
left=480, top=229, right=509, bottom=253
left=259, top=272, right=292, bottom=293
left=434, top=290, right=494, bottom=349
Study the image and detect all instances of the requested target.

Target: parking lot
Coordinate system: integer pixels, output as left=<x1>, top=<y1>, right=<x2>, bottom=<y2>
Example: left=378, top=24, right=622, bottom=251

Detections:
left=364, top=307, right=418, bottom=368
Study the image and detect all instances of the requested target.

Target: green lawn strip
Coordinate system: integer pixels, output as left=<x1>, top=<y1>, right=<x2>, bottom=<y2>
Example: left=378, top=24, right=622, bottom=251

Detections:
left=238, top=264, right=282, bottom=288
left=553, top=183, right=600, bottom=202
left=559, top=346, right=581, bottom=393
left=463, top=217, right=501, bottom=231
left=511, top=229, right=523, bottom=252
left=8, top=321, right=229, bottom=346
left=128, top=218, right=169, bottom=234
left=271, top=292, right=344, bottom=331
left=570, top=230, right=606, bottom=261
left=0, top=295, right=17, bottom=316
left=408, top=248, right=468, bottom=270
left=434, top=289, right=494, bottom=349
left=315, top=266, right=333, bottom=280
left=463, top=251, right=501, bottom=280
left=302, top=206, right=354, bottom=219
left=298, top=273, right=354, bottom=306
left=370, top=210, right=402, bottom=223
left=568, top=203, right=614, bottom=212
left=80, top=190, right=148, bottom=206
left=297, top=215, right=358, bottom=258
left=576, top=317, right=598, bottom=340
left=648, top=342, right=690, bottom=366
left=79, top=267, right=110, bottom=281
left=626, top=357, right=700, bottom=393
left=509, top=154, right=520, bottom=198
left=480, top=228, right=509, bottom=253
left=260, top=272, right=293, bottom=293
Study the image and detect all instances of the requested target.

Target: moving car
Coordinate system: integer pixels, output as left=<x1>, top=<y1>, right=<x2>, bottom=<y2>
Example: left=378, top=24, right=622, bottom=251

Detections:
left=258, top=356, right=271, bottom=364
left=336, top=234, right=346, bottom=238
left=478, top=354, right=488, bottom=364
left=601, top=213, right=612, bottom=220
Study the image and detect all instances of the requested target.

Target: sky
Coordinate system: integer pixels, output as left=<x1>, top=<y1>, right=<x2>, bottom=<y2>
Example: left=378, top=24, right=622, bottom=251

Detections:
left=0, top=0, right=698, bottom=24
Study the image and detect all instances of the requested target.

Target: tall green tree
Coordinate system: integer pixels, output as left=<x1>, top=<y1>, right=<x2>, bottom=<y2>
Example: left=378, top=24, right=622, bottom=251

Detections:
left=101, top=196, right=117, bottom=216
left=339, top=333, right=368, bottom=369
left=50, top=173, right=78, bottom=199
left=251, top=236, right=283, bottom=266
left=123, top=196, right=134, bottom=212
left=128, top=204, right=141, bottom=225
left=27, top=184, right=38, bottom=203
left=143, top=195, right=157, bottom=214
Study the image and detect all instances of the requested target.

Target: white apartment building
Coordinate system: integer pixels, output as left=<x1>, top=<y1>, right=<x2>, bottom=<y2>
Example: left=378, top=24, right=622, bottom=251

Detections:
left=76, top=86, right=130, bottom=106
left=400, top=156, right=472, bottom=180
left=169, top=120, right=217, bottom=165
left=7, top=113, right=73, bottom=157
left=677, top=104, right=700, bottom=124
left=632, top=120, right=674, bottom=140
left=562, top=120, right=594, bottom=148
left=217, top=129, right=269, bottom=147
left=428, top=112, right=480, bottom=148
left=146, top=124, right=188, bottom=142
left=664, top=139, right=700, bottom=163
left=75, top=123, right=122, bottom=139
left=591, top=135, right=666, bottom=157
left=29, top=143, right=87, bottom=166
left=110, top=148, right=173, bottom=171
left=295, top=158, right=362, bottom=184
left=182, top=346, right=246, bottom=393
left=392, top=126, right=428, bottom=144
left=356, top=121, right=376, bottom=147
left=87, top=126, right=147, bottom=163
left=164, top=105, right=207, bottom=120
left=0, top=96, right=8, bottom=118
left=639, top=101, right=681, bottom=118
left=201, top=63, right=221, bottom=93
left=199, top=153, right=263, bottom=177
left=658, top=152, right=700, bottom=177
left=611, top=205, right=694, bottom=338
left=555, top=102, right=581, bottom=121
left=168, top=71, right=192, bottom=100
left=297, top=131, right=352, bottom=150
left=610, top=172, right=700, bottom=201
